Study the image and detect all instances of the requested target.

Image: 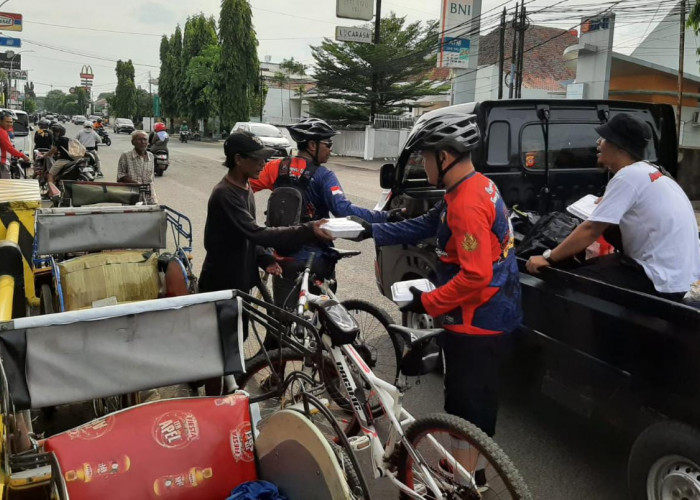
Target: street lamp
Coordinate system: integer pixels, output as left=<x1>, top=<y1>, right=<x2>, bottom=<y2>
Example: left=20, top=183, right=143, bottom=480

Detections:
left=8, top=50, right=33, bottom=110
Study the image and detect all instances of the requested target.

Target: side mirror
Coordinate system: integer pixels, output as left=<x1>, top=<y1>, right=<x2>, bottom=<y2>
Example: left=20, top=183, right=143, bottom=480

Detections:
left=379, top=163, right=395, bottom=189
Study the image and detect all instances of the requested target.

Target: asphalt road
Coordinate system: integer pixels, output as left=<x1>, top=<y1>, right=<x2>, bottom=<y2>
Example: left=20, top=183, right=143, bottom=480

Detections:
left=86, top=124, right=630, bottom=499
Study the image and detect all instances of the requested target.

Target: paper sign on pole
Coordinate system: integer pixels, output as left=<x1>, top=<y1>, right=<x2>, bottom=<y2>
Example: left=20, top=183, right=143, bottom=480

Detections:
left=336, top=0, right=373, bottom=21
left=438, top=0, right=474, bottom=68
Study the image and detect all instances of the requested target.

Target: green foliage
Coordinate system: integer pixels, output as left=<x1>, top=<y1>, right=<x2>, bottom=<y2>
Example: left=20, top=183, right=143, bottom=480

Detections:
left=44, top=89, right=66, bottom=113
left=113, top=60, right=137, bottom=118
left=249, top=82, right=268, bottom=119
left=311, top=13, right=446, bottom=121
left=134, top=88, right=153, bottom=121
left=180, top=14, right=217, bottom=121
left=43, top=89, right=87, bottom=115
left=183, top=45, right=221, bottom=122
left=280, top=57, right=306, bottom=75
left=24, top=99, right=36, bottom=113
left=219, top=0, right=259, bottom=128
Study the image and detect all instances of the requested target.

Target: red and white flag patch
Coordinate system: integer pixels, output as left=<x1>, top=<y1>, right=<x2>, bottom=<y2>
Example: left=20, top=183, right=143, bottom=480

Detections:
left=330, top=186, right=343, bottom=196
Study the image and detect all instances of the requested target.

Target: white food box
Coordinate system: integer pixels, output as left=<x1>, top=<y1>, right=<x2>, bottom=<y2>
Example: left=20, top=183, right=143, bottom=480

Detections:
left=391, top=279, right=436, bottom=306
left=320, top=217, right=364, bottom=239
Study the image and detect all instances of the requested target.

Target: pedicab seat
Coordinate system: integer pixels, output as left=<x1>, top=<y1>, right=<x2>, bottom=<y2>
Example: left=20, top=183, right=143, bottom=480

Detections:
left=34, top=205, right=167, bottom=256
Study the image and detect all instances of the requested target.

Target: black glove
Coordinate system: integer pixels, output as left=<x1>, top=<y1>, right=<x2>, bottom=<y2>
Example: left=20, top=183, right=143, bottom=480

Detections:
left=386, top=208, right=406, bottom=222
left=348, top=216, right=373, bottom=242
left=399, top=286, right=427, bottom=314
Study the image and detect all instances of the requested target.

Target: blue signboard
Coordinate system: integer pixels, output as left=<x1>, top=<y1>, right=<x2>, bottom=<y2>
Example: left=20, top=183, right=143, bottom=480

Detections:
left=0, top=37, right=20, bottom=48
left=442, top=37, right=470, bottom=68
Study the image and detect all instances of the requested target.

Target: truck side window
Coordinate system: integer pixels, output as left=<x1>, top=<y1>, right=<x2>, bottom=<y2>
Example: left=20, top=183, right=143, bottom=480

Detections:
left=487, top=121, right=510, bottom=166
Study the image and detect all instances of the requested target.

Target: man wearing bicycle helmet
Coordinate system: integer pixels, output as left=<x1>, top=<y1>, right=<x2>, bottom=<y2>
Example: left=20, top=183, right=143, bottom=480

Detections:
left=354, top=113, right=522, bottom=442
left=250, top=117, right=401, bottom=308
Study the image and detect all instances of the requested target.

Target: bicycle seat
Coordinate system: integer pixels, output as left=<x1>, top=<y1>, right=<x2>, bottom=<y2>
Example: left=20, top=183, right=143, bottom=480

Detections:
left=388, top=325, right=444, bottom=347
left=328, top=248, right=361, bottom=260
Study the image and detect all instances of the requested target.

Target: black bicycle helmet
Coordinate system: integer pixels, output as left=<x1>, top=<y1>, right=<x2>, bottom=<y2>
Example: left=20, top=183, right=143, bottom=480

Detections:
left=405, top=113, right=480, bottom=187
left=286, top=118, right=338, bottom=142
left=38, top=118, right=50, bottom=129
left=405, top=113, right=480, bottom=154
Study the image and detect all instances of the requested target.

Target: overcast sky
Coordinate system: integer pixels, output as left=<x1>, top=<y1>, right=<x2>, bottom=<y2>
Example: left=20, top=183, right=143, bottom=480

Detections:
left=11, top=0, right=673, bottom=98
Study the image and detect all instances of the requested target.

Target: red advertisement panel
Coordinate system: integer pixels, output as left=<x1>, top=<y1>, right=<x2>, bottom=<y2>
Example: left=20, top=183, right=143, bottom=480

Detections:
left=44, top=395, right=257, bottom=499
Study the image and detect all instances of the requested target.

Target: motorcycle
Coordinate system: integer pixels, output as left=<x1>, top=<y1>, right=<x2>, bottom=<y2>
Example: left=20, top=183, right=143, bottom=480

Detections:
left=179, top=130, right=190, bottom=143
left=9, top=154, right=31, bottom=179
left=97, top=127, right=111, bottom=146
left=149, top=148, right=169, bottom=177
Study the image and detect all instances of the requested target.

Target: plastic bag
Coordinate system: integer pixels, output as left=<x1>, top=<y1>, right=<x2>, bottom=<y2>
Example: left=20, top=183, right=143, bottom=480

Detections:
left=227, top=480, right=288, bottom=500
left=516, top=211, right=581, bottom=258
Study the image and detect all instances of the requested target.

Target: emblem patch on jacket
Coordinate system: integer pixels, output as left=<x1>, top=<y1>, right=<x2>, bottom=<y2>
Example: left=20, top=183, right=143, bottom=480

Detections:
left=462, top=233, right=478, bottom=252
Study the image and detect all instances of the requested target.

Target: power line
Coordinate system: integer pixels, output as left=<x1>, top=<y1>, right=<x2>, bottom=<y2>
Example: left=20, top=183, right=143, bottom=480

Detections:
left=23, top=39, right=159, bottom=68
left=24, top=20, right=162, bottom=37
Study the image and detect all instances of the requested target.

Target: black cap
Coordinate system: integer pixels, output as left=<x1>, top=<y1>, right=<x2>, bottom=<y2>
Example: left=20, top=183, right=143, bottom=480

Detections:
left=223, top=131, right=275, bottom=162
left=595, top=113, right=652, bottom=160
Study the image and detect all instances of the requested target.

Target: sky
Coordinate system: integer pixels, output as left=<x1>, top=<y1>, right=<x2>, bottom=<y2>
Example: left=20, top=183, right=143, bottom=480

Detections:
left=9, top=0, right=677, bottom=98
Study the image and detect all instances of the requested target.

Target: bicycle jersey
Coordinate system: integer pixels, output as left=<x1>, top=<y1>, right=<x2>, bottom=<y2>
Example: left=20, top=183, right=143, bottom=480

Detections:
left=373, top=171, right=522, bottom=335
left=250, top=156, right=388, bottom=259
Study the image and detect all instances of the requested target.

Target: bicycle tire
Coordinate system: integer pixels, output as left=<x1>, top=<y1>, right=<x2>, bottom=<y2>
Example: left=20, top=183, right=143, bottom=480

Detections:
left=330, top=442, right=369, bottom=500
left=397, top=413, right=532, bottom=500
left=239, top=348, right=359, bottom=437
left=244, top=280, right=274, bottom=361
left=341, top=299, right=402, bottom=385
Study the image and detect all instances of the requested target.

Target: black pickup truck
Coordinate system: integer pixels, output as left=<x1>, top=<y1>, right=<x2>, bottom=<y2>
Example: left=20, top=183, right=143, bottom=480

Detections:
left=374, top=99, right=700, bottom=500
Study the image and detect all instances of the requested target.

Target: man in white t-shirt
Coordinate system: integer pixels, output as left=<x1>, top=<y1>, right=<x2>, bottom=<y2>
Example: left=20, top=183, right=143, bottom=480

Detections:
left=526, top=113, right=700, bottom=300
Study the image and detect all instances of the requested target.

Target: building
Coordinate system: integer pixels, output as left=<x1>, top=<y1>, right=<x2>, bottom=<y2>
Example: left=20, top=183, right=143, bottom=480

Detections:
left=258, top=59, right=316, bottom=125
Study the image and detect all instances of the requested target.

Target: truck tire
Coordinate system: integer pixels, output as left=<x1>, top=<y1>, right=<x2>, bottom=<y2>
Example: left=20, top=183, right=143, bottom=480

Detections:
left=628, top=420, right=700, bottom=500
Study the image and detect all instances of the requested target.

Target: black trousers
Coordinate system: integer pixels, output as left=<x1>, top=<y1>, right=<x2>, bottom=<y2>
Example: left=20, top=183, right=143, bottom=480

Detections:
left=575, top=253, right=685, bottom=301
left=438, top=331, right=509, bottom=437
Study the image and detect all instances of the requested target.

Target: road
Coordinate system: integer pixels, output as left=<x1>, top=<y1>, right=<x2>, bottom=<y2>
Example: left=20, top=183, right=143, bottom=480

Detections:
left=85, top=123, right=630, bottom=499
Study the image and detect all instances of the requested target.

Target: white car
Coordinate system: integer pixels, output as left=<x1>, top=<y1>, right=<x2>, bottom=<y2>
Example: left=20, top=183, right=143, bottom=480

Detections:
left=1, top=108, right=32, bottom=154
left=230, top=122, right=292, bottom=157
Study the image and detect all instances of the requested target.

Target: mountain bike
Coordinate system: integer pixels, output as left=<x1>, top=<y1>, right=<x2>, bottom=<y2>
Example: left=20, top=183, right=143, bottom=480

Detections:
left=237, top=257, right=532, bottom=499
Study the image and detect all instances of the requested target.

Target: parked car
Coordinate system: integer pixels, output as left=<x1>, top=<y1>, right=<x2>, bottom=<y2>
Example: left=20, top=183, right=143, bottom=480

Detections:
left=374, top=99, right=699, bottom=499
left=113, top=118, right=135, bottom=134
left=72, top=115, right=86, bottom=125
left=230, top=122, right=292, bottom=157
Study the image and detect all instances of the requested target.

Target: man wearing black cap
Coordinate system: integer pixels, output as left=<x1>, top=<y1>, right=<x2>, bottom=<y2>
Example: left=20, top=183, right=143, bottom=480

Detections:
left=527, top=113, right=700, bottom=299
left=198, top=131, right=334, bottom=294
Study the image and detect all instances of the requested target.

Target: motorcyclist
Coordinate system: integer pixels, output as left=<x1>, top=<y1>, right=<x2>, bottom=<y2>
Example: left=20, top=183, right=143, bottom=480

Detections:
left=33, top=119, right=54, bottom=150
left=180, top=121, right=189, bottom=133
left=249, top=117, right=402, bottom=308
left=93, top=118, right=104, bottom=131
left=148, top=122, right=169, bottom=153
left=0, top=110, right=29, bottom=179
left=75, top=121, right=103, bottom=178
left=45, top=124, right=74, bottom=184
left=353, top=113, right=522, bottom=456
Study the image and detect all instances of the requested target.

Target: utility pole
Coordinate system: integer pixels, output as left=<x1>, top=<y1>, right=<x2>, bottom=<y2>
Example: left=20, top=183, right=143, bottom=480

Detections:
left=370, top=0, right=382, bottom=123
left=677, top=0, right=686, bottom=146
left=498, top=8, right=506, bottom=99
left=508, top=3, right=519, bottom=99
left=516, top=0, right=526, bottom=98
left=259, top=67, right=264, bottom=122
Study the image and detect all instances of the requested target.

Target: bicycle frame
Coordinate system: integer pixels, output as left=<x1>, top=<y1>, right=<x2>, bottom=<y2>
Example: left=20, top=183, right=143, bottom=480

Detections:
left=292, top=257, right=477, bottom=500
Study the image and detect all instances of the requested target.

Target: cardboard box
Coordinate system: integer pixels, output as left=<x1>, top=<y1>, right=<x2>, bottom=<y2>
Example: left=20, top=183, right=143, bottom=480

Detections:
left=59, top=251, right=159, bottom=311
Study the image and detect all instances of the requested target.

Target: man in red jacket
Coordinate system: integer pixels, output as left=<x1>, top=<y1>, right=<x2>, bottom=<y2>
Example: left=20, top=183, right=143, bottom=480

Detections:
left=0, top=111, right=29, bottom=178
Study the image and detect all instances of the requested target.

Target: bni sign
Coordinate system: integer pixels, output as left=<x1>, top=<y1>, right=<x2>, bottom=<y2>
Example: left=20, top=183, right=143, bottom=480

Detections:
left=335, top=26, right=372, bottom=44
left=438, top=0, right=475, bottom=68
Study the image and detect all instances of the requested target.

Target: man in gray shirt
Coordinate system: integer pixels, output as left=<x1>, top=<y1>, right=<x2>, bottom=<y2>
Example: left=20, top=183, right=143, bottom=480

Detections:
left=75, top=121, right=103, bottom=177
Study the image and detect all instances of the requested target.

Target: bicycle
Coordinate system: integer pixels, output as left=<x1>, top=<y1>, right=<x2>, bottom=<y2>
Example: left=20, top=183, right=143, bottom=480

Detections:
left=246, top=248, right=401, bottom=385
left=238, top=258, right=532, bottom=499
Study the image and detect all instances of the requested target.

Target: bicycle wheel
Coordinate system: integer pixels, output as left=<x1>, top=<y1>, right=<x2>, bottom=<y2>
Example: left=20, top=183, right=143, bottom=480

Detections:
left=341, top=299, right=402, bottom=385
left=239, top=348, right=359, bottom=438
left=245, top=277, right=274, bottom=361
left=397, top=413, right=532, bottom=500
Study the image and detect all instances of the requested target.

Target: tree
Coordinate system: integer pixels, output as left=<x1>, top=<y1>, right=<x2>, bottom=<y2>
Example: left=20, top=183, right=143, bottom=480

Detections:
left=75, top=87, right=89, bottom=115
left=280, top=57, right=306, bottom=75
left=181, top=15, right=217, bottom=122
left=134, top=88, right=153, bottom=122
left=45, top=89, right=66, bottom=113
left=219, top=0, right=260, bottom=128
left=310, top=13, right=446, bottom=122
left=184, top=45, right=221, bottom=136
left=113, top=60, right=137, bottom=119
